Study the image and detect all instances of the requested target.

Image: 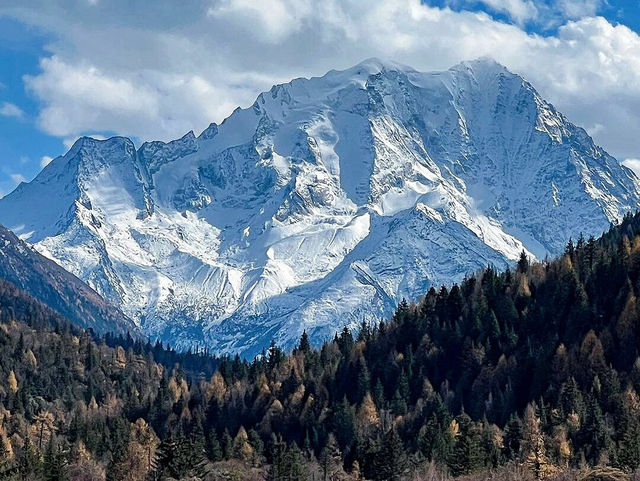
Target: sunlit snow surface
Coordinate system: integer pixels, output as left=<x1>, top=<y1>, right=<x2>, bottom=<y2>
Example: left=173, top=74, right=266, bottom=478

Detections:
left=1, top=58, right=639, bottom=357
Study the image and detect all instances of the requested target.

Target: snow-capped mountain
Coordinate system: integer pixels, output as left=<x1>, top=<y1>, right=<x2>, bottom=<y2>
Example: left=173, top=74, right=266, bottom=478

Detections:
left=0, top=225, right=136, bottom=335
left=1, top=58, right=638, bottom=357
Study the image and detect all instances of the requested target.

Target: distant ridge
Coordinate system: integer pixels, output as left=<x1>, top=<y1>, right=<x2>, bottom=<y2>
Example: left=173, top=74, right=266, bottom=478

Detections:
left=0, top=225, right=137, bottom=335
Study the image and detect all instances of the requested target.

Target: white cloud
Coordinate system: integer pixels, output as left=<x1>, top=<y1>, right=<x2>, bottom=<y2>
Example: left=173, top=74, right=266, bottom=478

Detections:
left=555, top=0, right=604, bottom=19
left=0, top=102, right=24, bottom=119
left=477, top=0, right=538, bottom=24
left=9, top=173, right=26, bottom=185
left=40, top=155, right=53, bottom=168
left=623, top=158, right=640, bottom=178
left=2, top=0, right=640, bottom=160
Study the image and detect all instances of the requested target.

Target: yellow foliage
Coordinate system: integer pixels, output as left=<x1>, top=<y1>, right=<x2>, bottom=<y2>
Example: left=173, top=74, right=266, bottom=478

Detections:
left=356, top=392, right=380, bottom=431
left=0, top=426, right=13, bottom=459
left=449, top=419, right=460, bottom=438
left=168, top=376, right=188, bottom=403
left=422, top=379, right=434, bottom=397
left=521, top=404, right=555, bottom=479
left=517, top=273, right=531, bottom=297
left=493, top=427, right=504, bottom=450
left=289, top=384, right=305, bottom=408
left=68, top=441, right=105, bottom=481
left=566, top=412, right=580, bottom=431
left=624, top=386, right=640, bottom=415
left=232, top=426, right=254, bottom=461
left=115, top=346, right=126, bottom=368
left=616, top=291, right=637, bottom=341
left=24, top=349, right=37, bottom=369
left=103, top=394, right=121, bottom=416
left=32, top=411, right=56, bottom=449
left=7, top=371, right=17, bottom=394
left=559, top=439, right=571, bottom=461
left=208, top=371, right=227, bottom=402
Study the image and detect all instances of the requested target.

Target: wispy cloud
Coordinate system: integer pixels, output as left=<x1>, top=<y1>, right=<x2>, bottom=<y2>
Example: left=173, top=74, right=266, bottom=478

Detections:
left=9, top=173, right=26, bottom=185
left=0, top=101, right=24, bottom=119
left=40, top=155, right=53, bottom=168
left=475, top=0, right=539, bottom=24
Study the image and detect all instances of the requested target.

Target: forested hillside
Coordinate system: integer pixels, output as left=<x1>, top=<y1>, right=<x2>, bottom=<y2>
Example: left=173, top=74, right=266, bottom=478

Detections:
left=0, top=226, right=137, bottom=335
left=4, top=213, right=640, bottom=480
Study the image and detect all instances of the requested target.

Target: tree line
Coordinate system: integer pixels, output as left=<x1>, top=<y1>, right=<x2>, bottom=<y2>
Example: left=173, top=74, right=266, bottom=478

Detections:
left=4, top=213, right=640, bottom=479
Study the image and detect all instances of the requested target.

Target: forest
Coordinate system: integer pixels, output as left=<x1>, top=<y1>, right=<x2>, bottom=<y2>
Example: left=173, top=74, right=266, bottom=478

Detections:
left=4, top=212, right=640, bottom=479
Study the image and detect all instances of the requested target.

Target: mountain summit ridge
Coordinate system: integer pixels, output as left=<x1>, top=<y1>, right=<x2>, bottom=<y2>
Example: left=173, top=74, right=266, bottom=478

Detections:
left=1, top=58, right=638, bottom=357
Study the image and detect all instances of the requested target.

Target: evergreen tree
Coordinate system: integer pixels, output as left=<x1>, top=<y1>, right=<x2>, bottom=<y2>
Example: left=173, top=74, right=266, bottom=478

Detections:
left=17, top=437, right=41, bottom=481
left=377, top=428, right=408, bottom=481
left=503, top=413, right=523, bottom=461
left=207, top=432, right=223, bottom=462
left=618, top=417, right=640, bottom=471
left=320, top=434, right=342, bottom=481
left=298, top=330, right=311, bottom=355
left=266, top=434, right=286, bottom=481
left=43, top=438, right=67, bottom=481
left=448, top=415, right=482, bottom=476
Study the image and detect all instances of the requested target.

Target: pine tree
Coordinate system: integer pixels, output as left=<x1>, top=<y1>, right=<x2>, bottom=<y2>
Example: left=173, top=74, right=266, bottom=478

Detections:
left=517, top=251, right=530, bottom=273
left=222, top=428, right=233, bottom=460
left=17, top=437, right=41, bottom=481
left=148, top=437, right=177, bottom=481
left=298, top=330, right=311, bottom=355
left=43, top=438, right=67, bottom=481
left=448, top=415, right=482, bottom=476
left=207, top=433, right=223, bottom=462
left=377, top=428, right=408, bottom=481
left=267, top=434, right=286, bottom=481
left=284, top=443, right=307, bottom=481
left=232, top=426, right=254, bottom=461
left=521, top=404, right=554, bottom=479
left=580, top=396, right=611, bottom=465
left=320, top=434, right=342, bottom=481
left=503, top=413, right=523, bottom=461
left=372, top=379, right=384, bottom=409
left=332, top=396, right=355, bottom=451
left=355, top=355, right=370, bottom=403
left=248, top=429, right=264, bottom=465
left=618, top=417, right=640, bottom=471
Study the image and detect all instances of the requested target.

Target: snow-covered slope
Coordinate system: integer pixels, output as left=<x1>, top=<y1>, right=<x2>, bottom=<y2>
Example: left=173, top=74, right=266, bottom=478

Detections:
left=1, top=58, right=638, bottom=357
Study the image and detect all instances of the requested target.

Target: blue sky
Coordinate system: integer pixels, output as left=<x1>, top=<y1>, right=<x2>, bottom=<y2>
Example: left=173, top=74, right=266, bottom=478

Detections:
left=2, top=0, right=640, bottom=197
left=0, top=17, right=59, bottom=195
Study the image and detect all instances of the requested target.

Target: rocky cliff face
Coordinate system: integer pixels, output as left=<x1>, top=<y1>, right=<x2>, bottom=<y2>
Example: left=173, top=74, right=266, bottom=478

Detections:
left=1, top=58, right=637, bottom=357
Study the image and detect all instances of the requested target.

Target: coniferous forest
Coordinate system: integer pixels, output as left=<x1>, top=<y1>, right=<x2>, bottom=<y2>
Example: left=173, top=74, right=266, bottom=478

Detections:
left=5, top=213, right=640, bottom=480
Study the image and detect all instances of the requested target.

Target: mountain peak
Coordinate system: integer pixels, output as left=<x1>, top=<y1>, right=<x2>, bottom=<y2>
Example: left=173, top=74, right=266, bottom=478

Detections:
left=350, top=57, right=413, bottom=74
left=315, top=58, right=416, bottom=88
left=449, top=57, right=518, bottom=86
left=68, top=135, right=135, bottom=154
left=452, top=56, right=511, bottom=73
left=0, top=59, right=638, bottom=356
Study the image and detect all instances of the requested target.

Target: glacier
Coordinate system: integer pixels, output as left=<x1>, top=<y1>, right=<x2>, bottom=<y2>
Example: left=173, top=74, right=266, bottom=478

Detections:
left=1, top=58, right=638, bottom=358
